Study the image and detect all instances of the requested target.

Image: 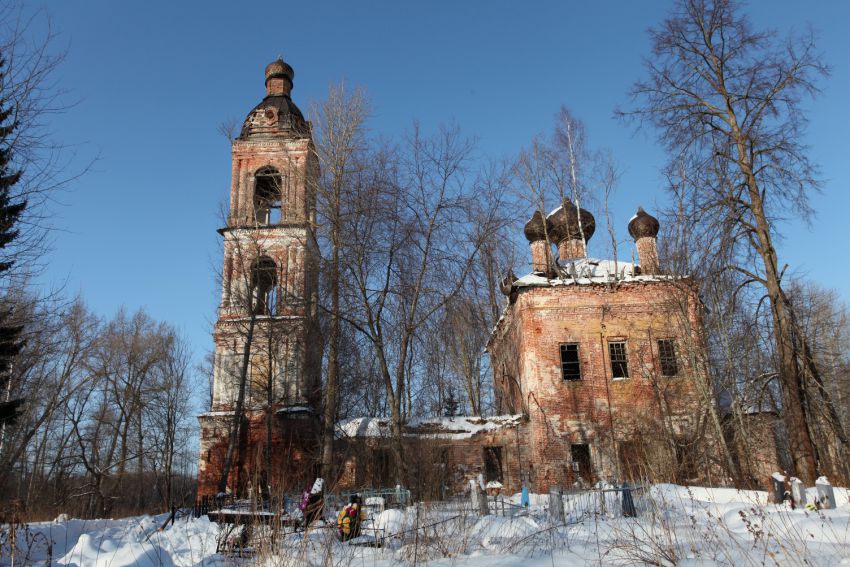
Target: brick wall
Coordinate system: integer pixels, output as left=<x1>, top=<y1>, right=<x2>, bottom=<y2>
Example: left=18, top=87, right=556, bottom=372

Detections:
left=197, top=410, right=319, bottom=498
left=489, top=279, right=722, bottom=489
left=334, top=423, right=531, bottom=498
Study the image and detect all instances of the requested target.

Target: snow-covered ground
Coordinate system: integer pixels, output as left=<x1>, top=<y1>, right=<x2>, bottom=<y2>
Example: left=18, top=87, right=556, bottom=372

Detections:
left=2, top=484, right=849, bottom=566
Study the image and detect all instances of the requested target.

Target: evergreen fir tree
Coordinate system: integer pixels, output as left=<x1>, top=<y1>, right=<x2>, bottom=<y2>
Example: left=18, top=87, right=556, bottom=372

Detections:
left=444, top=387, right=459, bottom=417
left=0, top=53, right=27, bottom=420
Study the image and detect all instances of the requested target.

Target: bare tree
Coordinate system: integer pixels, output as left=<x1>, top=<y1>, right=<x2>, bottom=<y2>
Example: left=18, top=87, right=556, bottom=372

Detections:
left=214, top=231, right=267, bottom=496
left=513, top=108, right=613, bottom=272
left=0, top=3, right=88, bottom=279
left=786, top=280, right=850, bottom=480
left=0, top=4, right=94, bottom=512
left=310, top=83, right=370, bottom=483
left=621, top=0, right=837, bottom=483
left=79, top=308, right=175, bottom=513
left=0, top=294, right=97, bottom=501
left=341, top=124, right=501, bottom=481
left=433, top=162, right=517, bottom=416
left=147, top=330, right=194, bottom=509
left=0, top=300, right=196, bottom=518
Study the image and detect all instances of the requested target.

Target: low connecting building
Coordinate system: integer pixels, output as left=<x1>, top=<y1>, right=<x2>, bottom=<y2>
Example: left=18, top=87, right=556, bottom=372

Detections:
left=198, top=59, right=733, bottom=500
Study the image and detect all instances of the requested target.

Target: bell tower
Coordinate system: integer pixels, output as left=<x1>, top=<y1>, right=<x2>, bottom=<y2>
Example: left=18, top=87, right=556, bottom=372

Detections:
left=198, top=58, right=321, bottom=498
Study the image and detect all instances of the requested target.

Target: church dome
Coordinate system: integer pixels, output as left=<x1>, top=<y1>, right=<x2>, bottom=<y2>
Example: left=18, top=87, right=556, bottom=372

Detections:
left=628, top=207, right=660, bottom=240
left=240, top=58, right=308, bottom=139
left=265, top=58, right=294, bottom=85
left=523, top=210, right=549, bottom=242
left=547, top=201, right=595, bottom=243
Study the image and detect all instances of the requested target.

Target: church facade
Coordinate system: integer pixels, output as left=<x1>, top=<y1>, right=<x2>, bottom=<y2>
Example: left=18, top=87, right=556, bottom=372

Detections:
left=486, top=205, right=719, bottom=489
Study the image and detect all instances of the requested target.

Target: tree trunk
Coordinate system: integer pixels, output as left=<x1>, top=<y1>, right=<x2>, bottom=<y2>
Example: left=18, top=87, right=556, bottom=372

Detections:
left=321, top=231, right=340, bottom=481
left=768, top=283, right=818, bottom=483
left=732, top=129, right=818, bottom=483
left=218, top=313, right=256, bottom=495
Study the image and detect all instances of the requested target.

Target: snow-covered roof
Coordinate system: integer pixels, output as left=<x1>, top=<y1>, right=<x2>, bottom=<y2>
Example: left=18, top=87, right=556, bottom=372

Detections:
left=336, top=414, right=524, bottom=440
left=512, top=258, right=672, bottom=288
left=486, top=258, right=685, bottom=349
left=336, top=416, right=391, bottom=439
left=276, top=405, right=314, bottom=415
left=198, top=410, right=236, bottom=417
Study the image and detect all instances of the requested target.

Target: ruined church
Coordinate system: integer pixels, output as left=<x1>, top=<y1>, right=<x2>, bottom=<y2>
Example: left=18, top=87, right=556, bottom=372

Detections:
left=198, top=59, right=777, bottom=499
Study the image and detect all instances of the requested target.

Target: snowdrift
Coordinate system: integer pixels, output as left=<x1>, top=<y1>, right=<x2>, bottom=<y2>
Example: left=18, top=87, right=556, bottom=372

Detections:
left=2, top=483, right=848, bottom=566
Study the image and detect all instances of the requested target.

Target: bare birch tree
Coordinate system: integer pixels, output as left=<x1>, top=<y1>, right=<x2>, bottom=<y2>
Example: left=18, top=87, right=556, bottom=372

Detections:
left=341, top=124, right=502, bottom=481
left=311, top=83, right=370, bottom=482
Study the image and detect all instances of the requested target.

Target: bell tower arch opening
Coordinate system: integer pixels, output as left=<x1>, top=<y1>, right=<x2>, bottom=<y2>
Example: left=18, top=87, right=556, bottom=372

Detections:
left=251, top=256, right=277, bottom=315
left=253, top=167, right=283, bottom=226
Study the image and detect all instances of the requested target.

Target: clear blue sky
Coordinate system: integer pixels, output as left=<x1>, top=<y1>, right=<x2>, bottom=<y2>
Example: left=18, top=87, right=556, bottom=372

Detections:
left=31, top=1, right=850, bottom=364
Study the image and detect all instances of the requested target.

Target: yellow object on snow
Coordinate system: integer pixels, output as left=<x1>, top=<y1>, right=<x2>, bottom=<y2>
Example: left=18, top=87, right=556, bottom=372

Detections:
left=337, top=503, right=366, bottom=540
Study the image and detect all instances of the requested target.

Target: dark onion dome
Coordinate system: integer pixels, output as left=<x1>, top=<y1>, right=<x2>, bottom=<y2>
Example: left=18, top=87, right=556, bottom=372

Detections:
left=523, top=210, right=549, bottom=242
left=628, top=207, right=660, bottom=240
left=265, top=58, right=294, bottom=85
left=547, top=201, right=595, bottom=243
left=240, top=59, right=308, bottom=139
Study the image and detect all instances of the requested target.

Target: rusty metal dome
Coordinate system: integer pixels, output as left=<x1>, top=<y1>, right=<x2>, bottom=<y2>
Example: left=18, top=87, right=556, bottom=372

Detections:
left=265, top=58, right=294, bottom=85
left=547, top=201, right=595, bottom=243
left=628, top=207, right=660, bottom=240
left=523, top=210, right=550, bottom=242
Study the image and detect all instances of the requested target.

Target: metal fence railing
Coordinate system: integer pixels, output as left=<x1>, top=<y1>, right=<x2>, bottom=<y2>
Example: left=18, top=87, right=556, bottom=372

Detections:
left=197, top=487, right=413, bottom=522
left=552, top=484, right=647, bottom=522
left=196, top=484, right=645, bottom=527
left=324, top=487, right=412, bottom=511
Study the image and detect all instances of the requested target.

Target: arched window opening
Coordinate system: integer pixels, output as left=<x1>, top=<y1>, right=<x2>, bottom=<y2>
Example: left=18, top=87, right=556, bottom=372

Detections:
left=254, top=167, right=282, bottom=225
left=251, top=256, right=277, bottom=315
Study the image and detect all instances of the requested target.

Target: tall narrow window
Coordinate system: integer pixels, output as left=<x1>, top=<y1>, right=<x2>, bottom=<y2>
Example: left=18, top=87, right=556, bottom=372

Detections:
left=658, top=339, right=679, bottom=376
left=560, top=343, right=581, bottom=380
left=609, top=341, right=629, bottom=378
left=251, top=256, right=277, bottom=315
left=254, top=166, right=282, bottom=225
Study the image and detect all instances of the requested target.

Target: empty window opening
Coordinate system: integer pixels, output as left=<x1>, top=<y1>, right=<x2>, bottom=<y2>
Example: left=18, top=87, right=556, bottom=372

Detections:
left=483, top=446, right=503, bottom=483
left=658, top=339, right=679, bottom=376
left=251, top=256, right=277, bottom=315
left=609, top=341, right=629, bottom=379
left=254, top=167, right=282, bottom=225
left=560, top=343, right=581, bottom=380
left=570, top=443, right=593, bottom=483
